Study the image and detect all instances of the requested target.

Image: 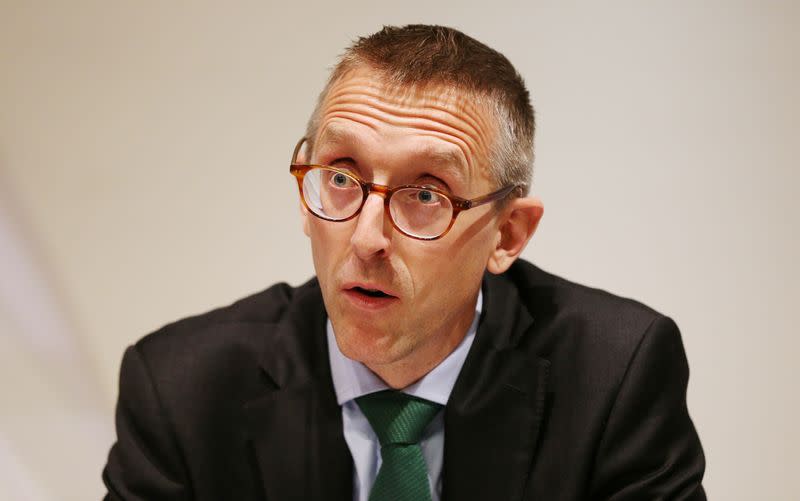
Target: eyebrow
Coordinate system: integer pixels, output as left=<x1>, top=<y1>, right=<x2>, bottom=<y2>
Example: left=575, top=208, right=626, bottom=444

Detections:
left=415, top=145, right=468, bottom=185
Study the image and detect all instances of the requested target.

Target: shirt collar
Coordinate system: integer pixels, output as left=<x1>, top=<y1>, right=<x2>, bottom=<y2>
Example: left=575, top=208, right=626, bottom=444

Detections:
left=327, top=290, right=482, bottom=407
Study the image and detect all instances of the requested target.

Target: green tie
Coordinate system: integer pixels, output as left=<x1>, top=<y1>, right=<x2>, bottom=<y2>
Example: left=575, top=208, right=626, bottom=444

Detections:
left=355, top=390, right=443, bottom=501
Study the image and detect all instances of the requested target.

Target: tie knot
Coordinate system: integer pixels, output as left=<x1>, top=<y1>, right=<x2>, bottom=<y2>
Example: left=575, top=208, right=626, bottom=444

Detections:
left=355, top=390, right=443, bottom=446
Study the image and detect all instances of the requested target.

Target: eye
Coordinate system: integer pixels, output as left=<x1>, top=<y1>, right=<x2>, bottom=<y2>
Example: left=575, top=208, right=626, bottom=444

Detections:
left=330, top=172, right=354, bottom=188
left=416, top=189, right=440, bottom=204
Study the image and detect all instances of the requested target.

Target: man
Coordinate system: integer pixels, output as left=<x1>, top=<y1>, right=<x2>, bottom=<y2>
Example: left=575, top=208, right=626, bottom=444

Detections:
left=103, top=25, right=705, bottom=500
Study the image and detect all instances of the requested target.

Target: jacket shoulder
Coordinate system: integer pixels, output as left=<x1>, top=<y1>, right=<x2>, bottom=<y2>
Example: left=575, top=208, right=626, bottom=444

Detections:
left=504, top=260, right=674, bottom=360
left=133, top=278, right=318, bottom=358
left=509, top=259, right=664, bottom=325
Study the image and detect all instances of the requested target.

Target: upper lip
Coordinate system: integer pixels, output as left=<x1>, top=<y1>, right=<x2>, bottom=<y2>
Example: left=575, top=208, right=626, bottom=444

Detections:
left=341, top=281, right=399, bottom=298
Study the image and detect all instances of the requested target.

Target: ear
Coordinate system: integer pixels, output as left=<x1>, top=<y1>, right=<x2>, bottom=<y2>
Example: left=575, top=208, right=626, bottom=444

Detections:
left=486, top=196, right=544, bottom=274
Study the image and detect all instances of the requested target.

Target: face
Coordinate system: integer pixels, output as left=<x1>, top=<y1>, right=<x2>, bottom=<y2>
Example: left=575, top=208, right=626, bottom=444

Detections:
left=302, top=66, right=506, bottom=385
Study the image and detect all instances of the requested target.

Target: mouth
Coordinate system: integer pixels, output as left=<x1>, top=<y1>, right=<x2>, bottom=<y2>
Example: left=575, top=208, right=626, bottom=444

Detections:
left=351, top=286, right=391, bottom=298
left=341, top=283, right=399, bottom=309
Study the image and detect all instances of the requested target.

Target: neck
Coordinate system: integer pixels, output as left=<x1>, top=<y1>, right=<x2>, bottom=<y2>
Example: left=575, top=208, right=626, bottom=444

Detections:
left=366, top=329, right=468, bottom=389
left=365, top=295, right=478, bottom=389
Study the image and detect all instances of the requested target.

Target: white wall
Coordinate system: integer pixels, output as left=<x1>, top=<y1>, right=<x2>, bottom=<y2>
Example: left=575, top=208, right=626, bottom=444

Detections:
left=1, top=1, right=797, bottom=499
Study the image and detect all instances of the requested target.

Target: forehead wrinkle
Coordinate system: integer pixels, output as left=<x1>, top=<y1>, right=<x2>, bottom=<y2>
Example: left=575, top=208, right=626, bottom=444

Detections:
left=317, top=121, right=371, bottom=151
left=325, top=81, right=491, bottom=148
left=317, top=115, right=475, bottom=185
left=323, top=80, right=494, bottom=167
left=324, top=90, right=491, bottom=161
left=318, top=114, right=466, bottom=167
left=397, top=88, right=496, bottom=165
left=321, top=100, right=487, bottom=176
left=323, top=93, right=480, bottom=140
left=315, top=114, right=378, bottom=159
left=317, top=122, right=352, bottom=145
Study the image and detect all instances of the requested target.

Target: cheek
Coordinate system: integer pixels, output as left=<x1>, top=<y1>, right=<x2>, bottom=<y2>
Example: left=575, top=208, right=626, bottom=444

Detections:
left=308, top=219, right=351, bottom=256
left=405, top=242, right=477, bottom=298
left=411, top=224, right=496, bottom=295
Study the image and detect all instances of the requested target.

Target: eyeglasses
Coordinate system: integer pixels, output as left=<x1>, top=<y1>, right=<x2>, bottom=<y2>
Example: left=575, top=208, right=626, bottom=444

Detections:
left=289, top=137, right=520, bottom=240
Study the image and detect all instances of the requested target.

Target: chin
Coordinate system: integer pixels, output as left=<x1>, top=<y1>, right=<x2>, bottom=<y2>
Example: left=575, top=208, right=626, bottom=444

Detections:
left=334, top=324, right=404, bottom=366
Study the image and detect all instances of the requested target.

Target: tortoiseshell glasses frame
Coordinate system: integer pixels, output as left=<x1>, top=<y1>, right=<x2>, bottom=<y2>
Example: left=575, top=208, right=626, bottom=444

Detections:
left=289, top=137, right=521, bottom=241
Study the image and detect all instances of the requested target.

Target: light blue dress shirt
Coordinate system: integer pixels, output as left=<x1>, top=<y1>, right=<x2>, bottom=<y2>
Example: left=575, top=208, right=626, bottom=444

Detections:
left=326, top=291, right=482, bottom=501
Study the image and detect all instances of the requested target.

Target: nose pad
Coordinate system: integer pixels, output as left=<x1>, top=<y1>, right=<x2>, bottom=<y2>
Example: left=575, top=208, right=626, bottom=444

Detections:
left=350, top=193, right=392, bottom=258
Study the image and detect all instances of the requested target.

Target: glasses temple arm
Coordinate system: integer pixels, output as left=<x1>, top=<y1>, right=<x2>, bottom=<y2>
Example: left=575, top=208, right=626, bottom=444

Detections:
left=291, top=137, right=308, bottom=163
left=465, top=184, right=522, bottom=208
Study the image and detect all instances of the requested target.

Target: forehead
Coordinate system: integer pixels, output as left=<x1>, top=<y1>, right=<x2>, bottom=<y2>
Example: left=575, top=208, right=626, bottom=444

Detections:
left=314, top=66, right=496, bottom=184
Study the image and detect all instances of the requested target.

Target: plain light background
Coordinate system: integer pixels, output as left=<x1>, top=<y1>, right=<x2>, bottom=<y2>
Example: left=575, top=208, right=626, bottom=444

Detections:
left=1, top=1, right=798, bottom=499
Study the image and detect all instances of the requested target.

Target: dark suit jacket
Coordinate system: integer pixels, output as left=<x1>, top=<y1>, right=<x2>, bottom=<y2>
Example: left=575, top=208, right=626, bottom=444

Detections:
left=103, top=260, right=705, bottom=500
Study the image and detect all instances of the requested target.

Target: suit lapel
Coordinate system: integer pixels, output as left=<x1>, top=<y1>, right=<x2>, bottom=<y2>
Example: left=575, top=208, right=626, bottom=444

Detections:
left=241, top=283, right=352, bottom=501
left=443, top=272, right=550, bottom=501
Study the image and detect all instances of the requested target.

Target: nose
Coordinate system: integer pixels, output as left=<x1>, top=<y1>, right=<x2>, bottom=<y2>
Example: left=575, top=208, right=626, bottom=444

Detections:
left=350, top=192, right=392, bottom=260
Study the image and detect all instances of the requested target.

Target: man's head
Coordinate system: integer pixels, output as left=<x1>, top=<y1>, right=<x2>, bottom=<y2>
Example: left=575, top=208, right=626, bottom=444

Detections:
left=294, top=25, right=544, bottom=387
left=305, top=24, right=535, bottom=198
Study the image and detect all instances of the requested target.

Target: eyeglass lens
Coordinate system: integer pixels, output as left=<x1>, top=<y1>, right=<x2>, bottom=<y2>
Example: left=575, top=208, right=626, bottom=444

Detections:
left=301, top=167, right=454, bottom=238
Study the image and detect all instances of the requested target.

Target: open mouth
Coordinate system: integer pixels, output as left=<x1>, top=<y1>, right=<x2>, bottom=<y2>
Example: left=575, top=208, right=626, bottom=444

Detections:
left=351, top=286, right=392, bottom=298
left=342, top=283, right=399, bottom=308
